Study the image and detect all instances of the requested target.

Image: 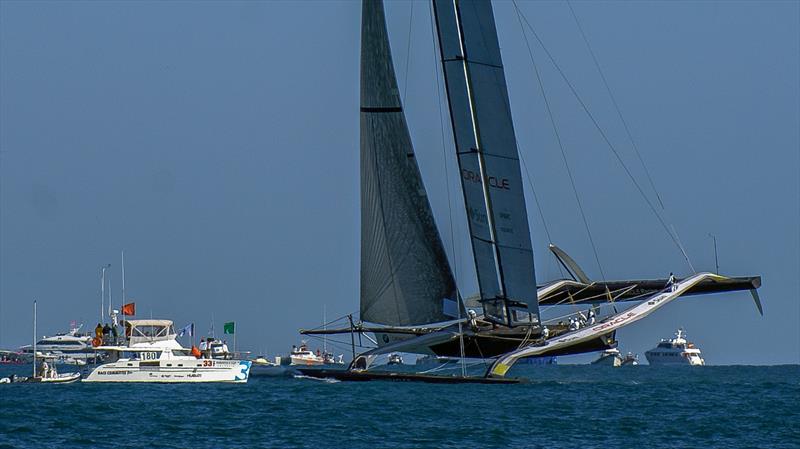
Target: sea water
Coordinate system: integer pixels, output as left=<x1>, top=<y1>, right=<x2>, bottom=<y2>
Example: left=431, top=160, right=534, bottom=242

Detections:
left=0, top=364, right=797, bottom=448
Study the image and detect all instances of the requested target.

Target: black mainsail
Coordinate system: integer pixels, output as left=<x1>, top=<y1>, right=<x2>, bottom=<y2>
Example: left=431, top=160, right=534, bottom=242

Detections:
left=359, top=0, right=458, bottom=327
left=433, top=0, right=540, bottom=327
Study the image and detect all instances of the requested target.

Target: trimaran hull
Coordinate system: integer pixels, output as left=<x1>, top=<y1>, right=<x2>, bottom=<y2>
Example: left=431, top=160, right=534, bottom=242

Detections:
left=296, top=368, right=522, bottom=384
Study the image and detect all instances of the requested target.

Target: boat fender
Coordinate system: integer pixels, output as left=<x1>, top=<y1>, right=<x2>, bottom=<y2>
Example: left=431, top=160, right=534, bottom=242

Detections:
left=92, top=337, right=102, bottom=347
left=191, top=345, right=202, bottom=358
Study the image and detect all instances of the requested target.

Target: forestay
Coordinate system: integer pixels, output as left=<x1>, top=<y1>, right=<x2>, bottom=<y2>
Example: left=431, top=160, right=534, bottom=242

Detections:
left=359, top=0, right=458, bottom=326
left=433, top=0, right=539, bottom=326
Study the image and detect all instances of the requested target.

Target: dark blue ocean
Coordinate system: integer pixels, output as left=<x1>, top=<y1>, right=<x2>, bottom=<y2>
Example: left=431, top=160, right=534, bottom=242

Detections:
left=0, top=364, right=797, bottom=449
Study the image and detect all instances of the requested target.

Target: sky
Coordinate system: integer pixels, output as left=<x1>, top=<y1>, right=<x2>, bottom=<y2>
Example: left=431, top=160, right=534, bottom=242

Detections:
left=1, top=0, right=797, bottom=364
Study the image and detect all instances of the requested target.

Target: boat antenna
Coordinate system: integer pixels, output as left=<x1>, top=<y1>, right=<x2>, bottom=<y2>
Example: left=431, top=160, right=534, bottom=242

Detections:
left=323, top=305, right=327, bottom=354
left=708, top=233, right=719, bottom=274
left=100, top=265, right=107, bottom=323
left=347, top=314, right=356, bottom=364
left=33, top=299, right=37, bottom=378
left=108, top=269, right=112, bottom=322
left=121, top=250, right=126, bottom=312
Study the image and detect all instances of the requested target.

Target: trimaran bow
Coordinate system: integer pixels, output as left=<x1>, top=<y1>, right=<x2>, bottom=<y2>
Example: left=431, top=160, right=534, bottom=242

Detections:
left=299, top=0, right=762, bottom=383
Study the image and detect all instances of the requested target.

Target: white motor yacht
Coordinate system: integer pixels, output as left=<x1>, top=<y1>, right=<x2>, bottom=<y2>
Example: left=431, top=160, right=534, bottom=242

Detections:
left=645, top=328, right=705, bottom=366
left=19, top=323, right=99, bottom=363
left=82, top=320, right=251, bottom=383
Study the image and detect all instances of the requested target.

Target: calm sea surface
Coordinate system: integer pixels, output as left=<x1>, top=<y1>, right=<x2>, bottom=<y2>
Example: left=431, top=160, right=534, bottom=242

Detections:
left=0, top=364, right=797, bottom=449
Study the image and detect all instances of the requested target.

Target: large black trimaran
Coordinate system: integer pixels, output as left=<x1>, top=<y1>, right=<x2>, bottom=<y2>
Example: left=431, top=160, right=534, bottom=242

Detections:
left=298, top=0, right=761, bottom=383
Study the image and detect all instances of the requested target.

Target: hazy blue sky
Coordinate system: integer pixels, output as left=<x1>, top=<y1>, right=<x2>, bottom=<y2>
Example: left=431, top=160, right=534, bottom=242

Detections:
left=1, top=1, right=797, bottom=364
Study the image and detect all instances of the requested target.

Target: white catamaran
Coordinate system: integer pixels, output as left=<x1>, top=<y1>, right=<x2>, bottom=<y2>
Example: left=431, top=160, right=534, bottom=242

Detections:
left=299, top=0, right=761, bottom=382
left=83, top=320, right=251, bottom=383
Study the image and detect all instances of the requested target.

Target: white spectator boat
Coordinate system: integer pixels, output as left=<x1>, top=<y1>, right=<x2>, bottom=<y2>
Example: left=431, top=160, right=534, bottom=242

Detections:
left=645, top=329, right=705, bottom=366
left=83, top=320, right=251, bottom=383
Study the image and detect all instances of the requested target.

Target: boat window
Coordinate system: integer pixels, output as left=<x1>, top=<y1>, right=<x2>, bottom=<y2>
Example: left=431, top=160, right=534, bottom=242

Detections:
left=166, top=364, right=172, bottom=367
left=36, top=340, right=83, bottom=346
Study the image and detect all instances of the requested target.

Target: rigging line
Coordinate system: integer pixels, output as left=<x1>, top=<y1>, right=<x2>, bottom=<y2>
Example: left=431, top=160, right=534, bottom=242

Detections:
left=518, top=152, right=566, bottom=280
left=512, top=0, right=606, bottom=282
left=565, top=0, right=665, bottom=211
left=514, top=3, right=695, bottom=272
left=402, top=0, right=415, bottom=105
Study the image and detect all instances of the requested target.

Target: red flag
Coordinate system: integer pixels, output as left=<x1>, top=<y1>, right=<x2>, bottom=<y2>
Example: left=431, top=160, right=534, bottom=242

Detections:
left=122, top=302, right=135, bottom=316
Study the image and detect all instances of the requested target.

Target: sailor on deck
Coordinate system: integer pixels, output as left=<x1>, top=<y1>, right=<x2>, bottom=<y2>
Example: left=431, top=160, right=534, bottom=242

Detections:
left=468, top=309, right=478, bottom=330
left=668, top=272, right=677, bottom=292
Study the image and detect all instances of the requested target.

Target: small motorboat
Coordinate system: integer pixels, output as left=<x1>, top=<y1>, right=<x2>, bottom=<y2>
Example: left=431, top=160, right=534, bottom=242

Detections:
left=3, top=301, right=81, bottom=384
left=591, top=348, right=623, bottom=367
left=620, top=352, right=639, bottom=366
left=1, top=355, right=81, bottom=384
left=249, top=356, right=294, bottom=377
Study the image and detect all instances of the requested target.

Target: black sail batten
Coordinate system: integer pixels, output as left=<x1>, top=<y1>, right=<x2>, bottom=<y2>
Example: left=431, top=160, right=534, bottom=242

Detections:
left=359, top=0, right=458, bottom=327
left=433, top=0, right=540, bottom=327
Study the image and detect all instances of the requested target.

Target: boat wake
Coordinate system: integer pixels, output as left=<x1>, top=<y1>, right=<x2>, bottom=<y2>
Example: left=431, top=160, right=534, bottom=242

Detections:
left=293, top=374, right=340, bottom=384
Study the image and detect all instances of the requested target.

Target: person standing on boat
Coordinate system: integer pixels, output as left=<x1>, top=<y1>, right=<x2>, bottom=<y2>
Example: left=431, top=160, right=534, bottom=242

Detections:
left=668, top=272, right=677, bottom=292
left=468, top=309, right=478, bottom=331
left=587, top=309, right=596, bottom=325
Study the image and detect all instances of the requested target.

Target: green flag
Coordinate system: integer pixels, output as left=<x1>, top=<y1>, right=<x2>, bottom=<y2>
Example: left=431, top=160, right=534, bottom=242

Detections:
left=223, top=321, right=235, bottom=334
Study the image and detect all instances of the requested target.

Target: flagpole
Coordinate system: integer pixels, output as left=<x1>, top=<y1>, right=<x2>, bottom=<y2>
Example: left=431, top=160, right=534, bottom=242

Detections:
left=100, top=266, right=106, bottom=324
left=33, top=299, right=37, bottom=378
left=120, top=250, right=125, bottom=314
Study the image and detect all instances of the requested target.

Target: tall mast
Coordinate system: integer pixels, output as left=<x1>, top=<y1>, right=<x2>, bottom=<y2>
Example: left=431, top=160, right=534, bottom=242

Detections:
left=32, top=300, right=37, bottom=378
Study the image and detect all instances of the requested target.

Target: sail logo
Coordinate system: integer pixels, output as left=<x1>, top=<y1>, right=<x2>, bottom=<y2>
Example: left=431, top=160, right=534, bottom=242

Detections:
left=461, top=169, right=510, bottom=190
